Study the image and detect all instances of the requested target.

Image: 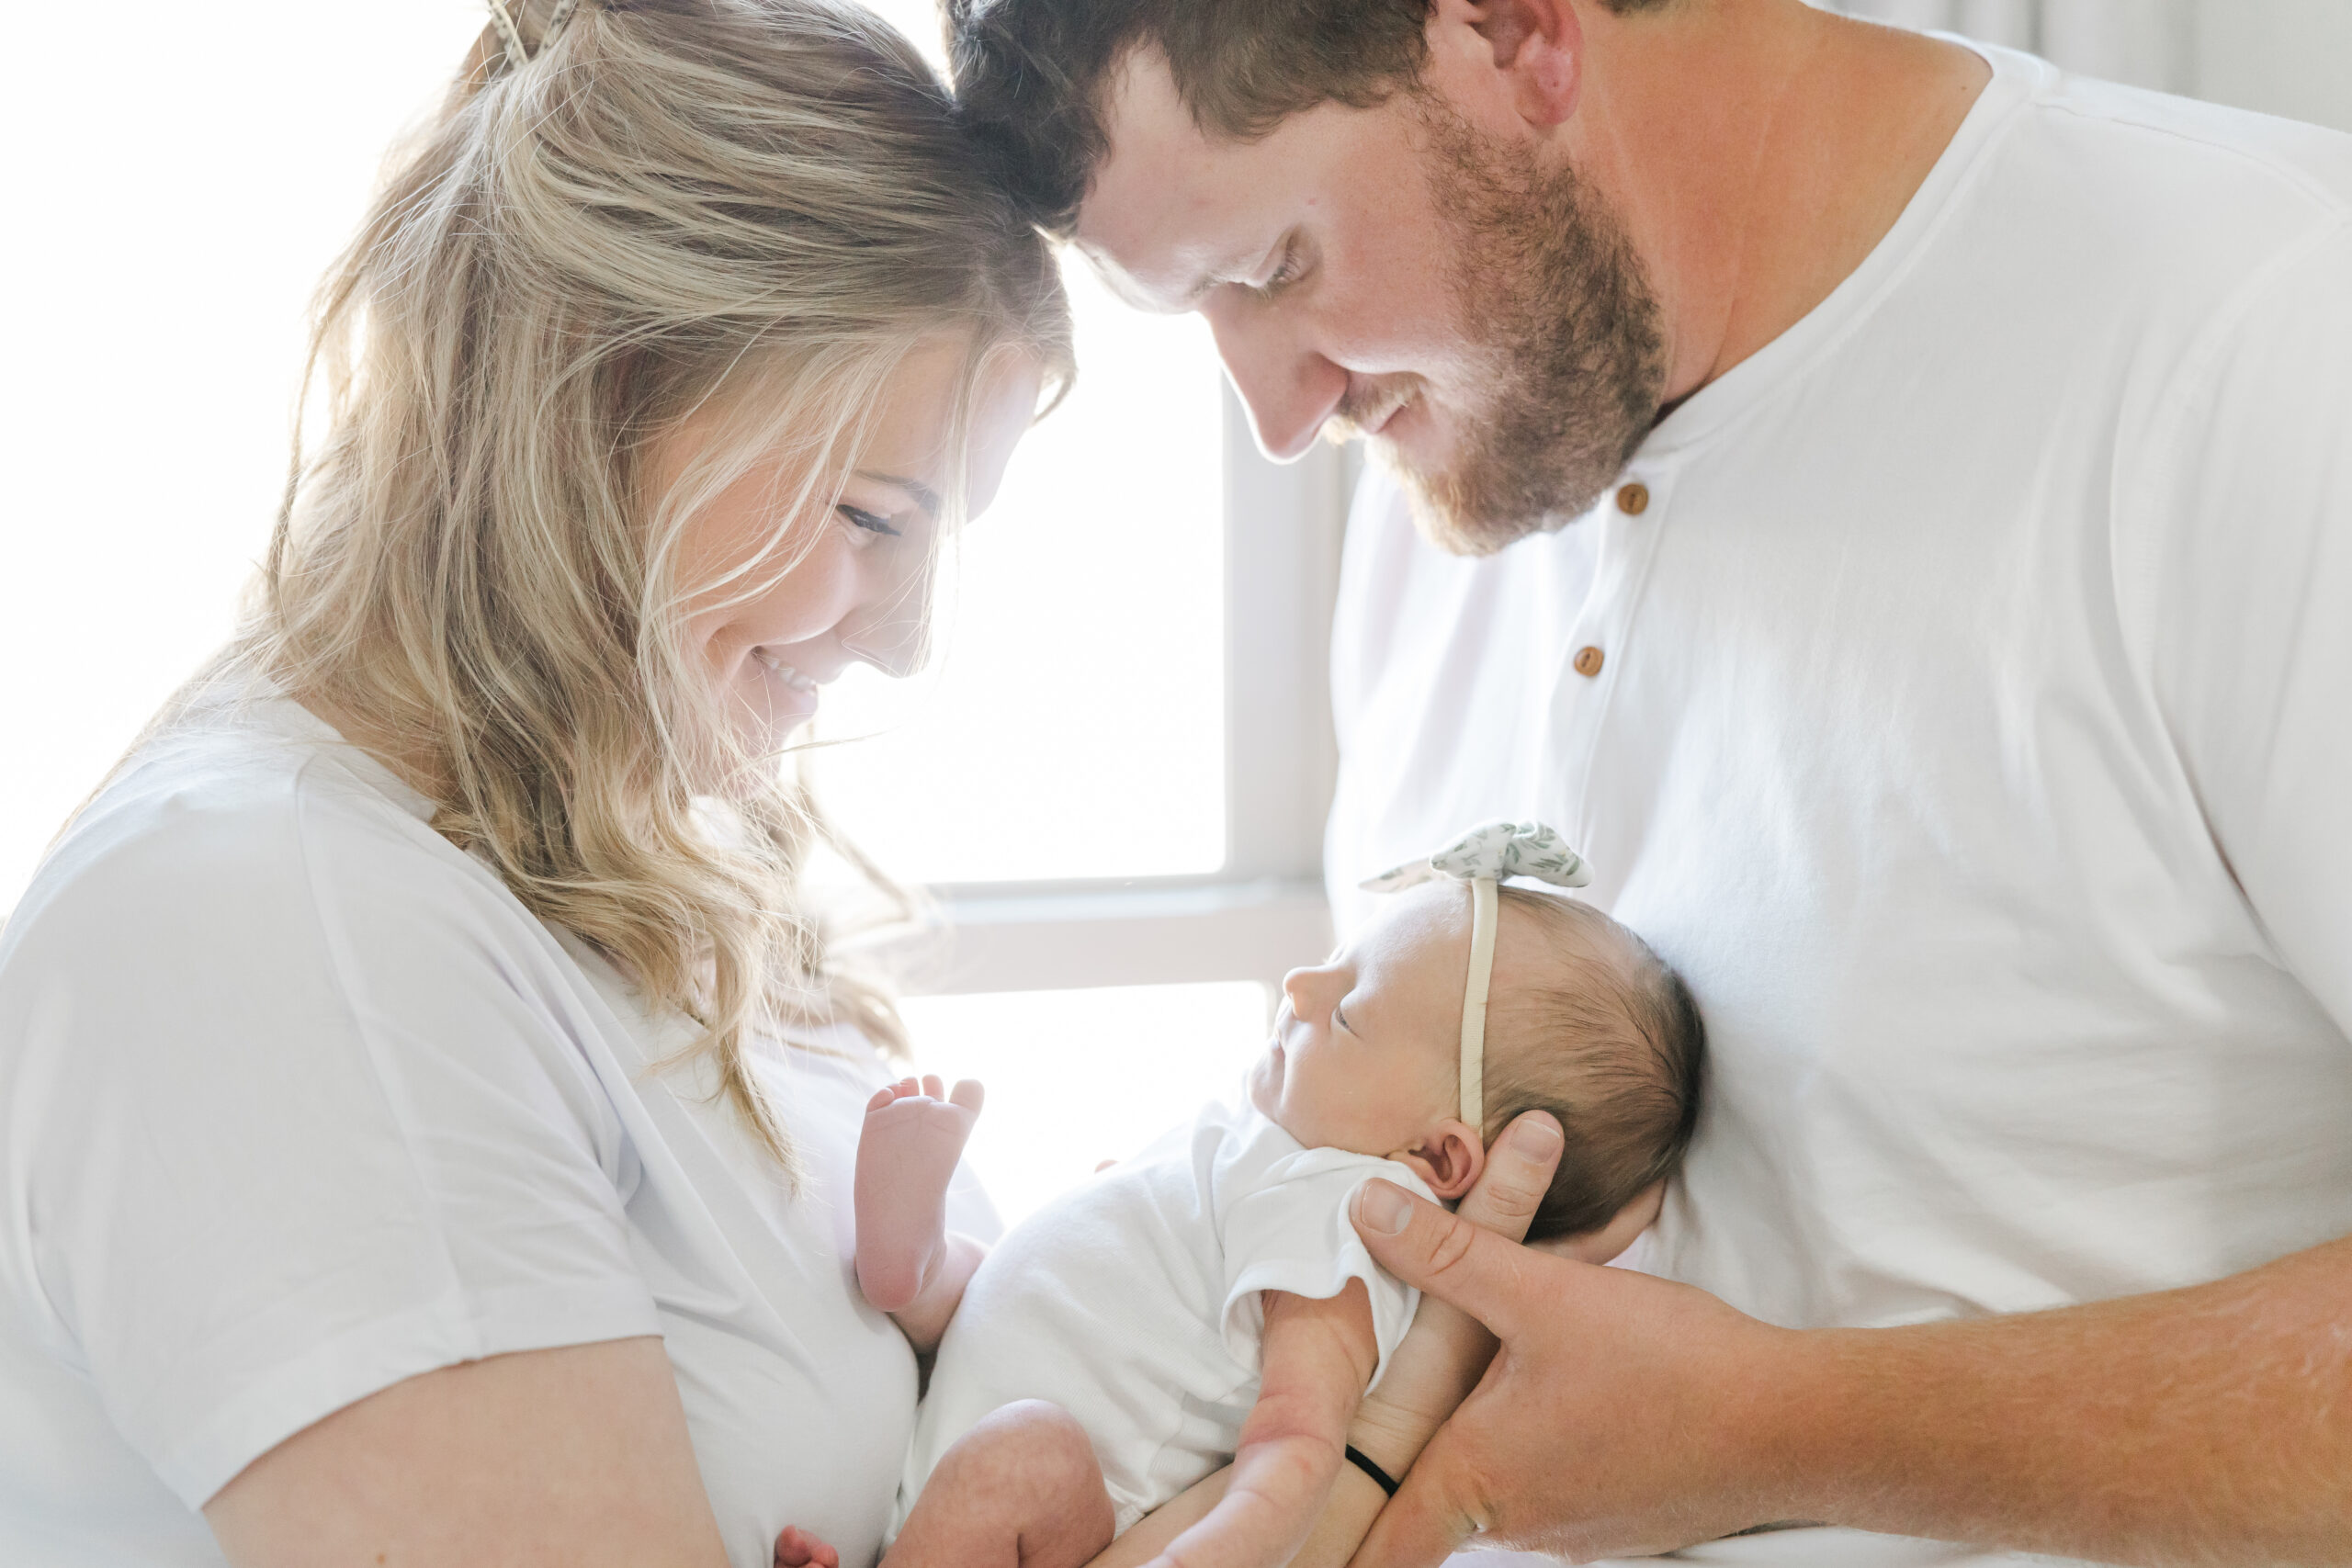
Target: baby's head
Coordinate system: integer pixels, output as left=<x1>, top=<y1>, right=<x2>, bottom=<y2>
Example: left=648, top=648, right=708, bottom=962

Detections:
left=1248, top=880, right=1703, bottom=1242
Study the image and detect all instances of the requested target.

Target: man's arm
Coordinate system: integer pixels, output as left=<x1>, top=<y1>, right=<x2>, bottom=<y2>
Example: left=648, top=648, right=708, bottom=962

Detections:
left=1344, top=1179, right=2352, bottom=1568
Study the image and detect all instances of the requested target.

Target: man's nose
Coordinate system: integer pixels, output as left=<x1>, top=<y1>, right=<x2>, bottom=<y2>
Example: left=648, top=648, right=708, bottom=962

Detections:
left=1206, top=311, right=1346, bottom=464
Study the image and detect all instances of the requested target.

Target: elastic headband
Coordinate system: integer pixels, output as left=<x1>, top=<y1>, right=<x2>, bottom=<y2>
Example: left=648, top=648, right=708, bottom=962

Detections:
left=1459, top=875, right=1498, bottom=1125
left=1362, top=821, right=1592, bottom=1130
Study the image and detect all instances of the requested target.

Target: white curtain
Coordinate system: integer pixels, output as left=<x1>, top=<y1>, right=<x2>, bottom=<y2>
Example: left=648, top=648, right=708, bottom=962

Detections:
left=1818, top=0, right=2191, bottom=91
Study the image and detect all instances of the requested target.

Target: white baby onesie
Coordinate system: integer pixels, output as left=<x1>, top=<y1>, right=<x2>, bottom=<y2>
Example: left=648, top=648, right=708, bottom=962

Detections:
left=898, top=1100, right=1434, bottom=1533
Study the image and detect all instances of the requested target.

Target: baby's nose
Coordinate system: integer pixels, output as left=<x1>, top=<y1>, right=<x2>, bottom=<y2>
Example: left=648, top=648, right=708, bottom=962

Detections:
left=1280, top=964, right=1336, bottom=1018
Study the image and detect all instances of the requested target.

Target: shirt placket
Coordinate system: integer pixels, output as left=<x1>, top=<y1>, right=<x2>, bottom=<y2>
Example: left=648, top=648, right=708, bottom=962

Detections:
left=1531, top=468, right=1675, bottom=847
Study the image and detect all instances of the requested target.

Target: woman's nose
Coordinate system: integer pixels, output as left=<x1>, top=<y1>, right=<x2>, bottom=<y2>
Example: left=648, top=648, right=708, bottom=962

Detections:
left=835, top=554, right=933, bottom=679
left=1205, top=310, right=1346, bottom=464
left=840, top=619, right=922, bottom=679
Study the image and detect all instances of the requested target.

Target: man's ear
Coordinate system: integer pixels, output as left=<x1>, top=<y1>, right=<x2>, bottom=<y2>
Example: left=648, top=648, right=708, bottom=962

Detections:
left=1394, top=1121, right=1488, bottom=1201
left=1425, top=0, right=1585, bottom=130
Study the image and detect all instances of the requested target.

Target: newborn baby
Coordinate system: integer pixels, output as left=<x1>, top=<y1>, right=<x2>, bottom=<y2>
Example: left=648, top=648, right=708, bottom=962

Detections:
left=781, top=826, right=1703, bottom=1568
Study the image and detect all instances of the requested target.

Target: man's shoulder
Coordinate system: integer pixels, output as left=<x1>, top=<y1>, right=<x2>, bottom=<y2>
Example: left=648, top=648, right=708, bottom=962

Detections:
left=1876, top=56, right=2352, bottom=454
left=1994, top=60, right=2352, bottom=250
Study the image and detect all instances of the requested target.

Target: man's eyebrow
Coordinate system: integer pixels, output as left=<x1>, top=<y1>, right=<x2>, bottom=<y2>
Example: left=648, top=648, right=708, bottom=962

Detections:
left=1181, top=255, right=1247, bottom=304
left=1075, top=239, right=1198, bottom=314
left=854, top=471, right=941, bottom=519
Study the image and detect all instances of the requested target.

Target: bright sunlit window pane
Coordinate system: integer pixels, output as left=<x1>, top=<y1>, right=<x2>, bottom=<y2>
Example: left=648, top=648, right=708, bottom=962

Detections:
left=810, top=252, right=1228, bottom=886
left=899, top=982, right=1272, bottom=1227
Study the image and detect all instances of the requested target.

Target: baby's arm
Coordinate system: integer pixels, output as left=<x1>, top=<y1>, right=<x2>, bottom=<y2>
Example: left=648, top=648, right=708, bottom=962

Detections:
left=854, top=1076, right=988, bottom=1355
left=1115, top=1280, right=1380, bottom=1568
left=1097, top=1111, right=1591, bottom=1568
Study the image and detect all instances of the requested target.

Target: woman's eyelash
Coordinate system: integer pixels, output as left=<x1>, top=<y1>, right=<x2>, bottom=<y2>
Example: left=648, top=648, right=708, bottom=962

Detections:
left=837, top=502, right=901, bottom=537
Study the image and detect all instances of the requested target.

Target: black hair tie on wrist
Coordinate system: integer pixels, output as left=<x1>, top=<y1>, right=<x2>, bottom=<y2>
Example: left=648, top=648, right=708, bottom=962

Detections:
left=1344, top=1444, right=1402, bottom=1497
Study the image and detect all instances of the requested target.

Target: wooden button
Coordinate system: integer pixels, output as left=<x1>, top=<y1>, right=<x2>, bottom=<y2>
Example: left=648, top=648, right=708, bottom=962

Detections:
left=1617, top=482, right=1649, bottom=515
left=1574, top=646, right=1605, bottom=678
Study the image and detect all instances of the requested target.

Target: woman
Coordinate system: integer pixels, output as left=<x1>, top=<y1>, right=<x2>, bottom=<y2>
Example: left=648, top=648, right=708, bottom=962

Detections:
left=0, top=4, right=1567, bottom=1564
left=0, top=2, right=1060, bottom=1562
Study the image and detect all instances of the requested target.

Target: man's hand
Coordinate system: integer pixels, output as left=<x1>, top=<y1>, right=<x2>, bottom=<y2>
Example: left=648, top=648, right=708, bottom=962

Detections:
left=1344, top=1179, right=1804, bottom=1566
left=1345, top=1112, right=1577, bottom=1476
left=1346, top=1180, right=2352, bottom=1568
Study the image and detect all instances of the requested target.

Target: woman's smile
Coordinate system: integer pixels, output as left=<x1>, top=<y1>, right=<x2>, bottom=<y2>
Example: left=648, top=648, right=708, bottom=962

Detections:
left=747, top=647, right=826, bottom=735
left=751, top=647, right=821, bottom=694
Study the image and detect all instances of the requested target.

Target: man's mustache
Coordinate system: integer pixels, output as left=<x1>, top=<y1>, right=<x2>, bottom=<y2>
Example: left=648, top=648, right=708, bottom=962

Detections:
left=1325, top=376, right=1422, bottom=444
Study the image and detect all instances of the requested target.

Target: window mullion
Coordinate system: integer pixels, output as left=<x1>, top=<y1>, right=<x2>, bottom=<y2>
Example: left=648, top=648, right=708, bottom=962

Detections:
left=1220, top=385, right=1347, bottom=886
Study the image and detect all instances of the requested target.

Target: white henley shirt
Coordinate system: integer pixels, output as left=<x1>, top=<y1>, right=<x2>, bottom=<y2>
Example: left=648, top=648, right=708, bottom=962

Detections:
left=1328, top=45, right=2352, bottom=1568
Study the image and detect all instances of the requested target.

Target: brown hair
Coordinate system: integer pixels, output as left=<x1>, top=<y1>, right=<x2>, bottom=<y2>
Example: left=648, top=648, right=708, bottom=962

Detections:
left=946, top=0, right=1677, bottom=235
left=1481, top=886, right=1704, bottom=1240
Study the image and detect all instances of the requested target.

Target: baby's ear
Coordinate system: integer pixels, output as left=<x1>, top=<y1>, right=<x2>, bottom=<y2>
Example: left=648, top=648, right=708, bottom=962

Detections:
left=1396, top=1121, right=1487, bottom=1201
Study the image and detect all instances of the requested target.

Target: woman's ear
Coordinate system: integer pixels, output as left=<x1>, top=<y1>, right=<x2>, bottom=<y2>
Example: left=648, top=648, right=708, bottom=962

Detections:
left=1394, top=1121, right=1488, bottom=1201
left=1424, top=0, right=1585, bottom=130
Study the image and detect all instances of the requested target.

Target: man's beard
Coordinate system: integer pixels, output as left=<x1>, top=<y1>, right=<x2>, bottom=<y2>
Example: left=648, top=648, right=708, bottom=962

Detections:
left=1346, top=101, right=1669, bottom=557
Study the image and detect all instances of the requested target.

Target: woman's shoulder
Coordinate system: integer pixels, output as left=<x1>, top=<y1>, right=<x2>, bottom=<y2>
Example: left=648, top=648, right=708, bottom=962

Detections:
left=0, top=691, right=617, bottom=1120
left=10, top=693, right=526, bottom=969
left=0, top=699, right=670, bottom=1524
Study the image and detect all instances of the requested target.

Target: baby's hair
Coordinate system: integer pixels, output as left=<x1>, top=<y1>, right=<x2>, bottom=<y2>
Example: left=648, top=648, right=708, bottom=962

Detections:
left=1480, top=887, right=1705, bottom=1240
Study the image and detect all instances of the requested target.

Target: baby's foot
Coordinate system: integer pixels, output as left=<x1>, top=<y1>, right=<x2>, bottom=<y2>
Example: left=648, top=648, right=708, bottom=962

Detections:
left=854, top=1074, right=984, bottom=1314
left=774, top=1525, right=840, bottom=1568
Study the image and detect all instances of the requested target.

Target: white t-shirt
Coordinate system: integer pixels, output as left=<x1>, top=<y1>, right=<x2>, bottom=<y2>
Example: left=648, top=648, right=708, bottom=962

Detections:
left=1328, top=45, right=2352, bottom=1568
left=0, top=690, right=995, bottom=1568
left=900, top=1100, right=1431, bottom=1534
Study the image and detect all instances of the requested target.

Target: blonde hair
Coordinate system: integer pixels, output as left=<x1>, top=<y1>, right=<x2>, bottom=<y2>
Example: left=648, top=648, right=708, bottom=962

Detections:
left=209, top=0, right=1070, bottom=1178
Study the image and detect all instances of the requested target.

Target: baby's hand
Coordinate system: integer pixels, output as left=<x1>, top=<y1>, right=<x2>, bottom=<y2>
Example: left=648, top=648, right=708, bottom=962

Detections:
left=854, top=1075, right=984, bottom=1314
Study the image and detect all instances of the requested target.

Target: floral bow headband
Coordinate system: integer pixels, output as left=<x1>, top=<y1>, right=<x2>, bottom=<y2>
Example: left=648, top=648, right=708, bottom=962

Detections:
left=1361, top=821, right=1592, bottom=1131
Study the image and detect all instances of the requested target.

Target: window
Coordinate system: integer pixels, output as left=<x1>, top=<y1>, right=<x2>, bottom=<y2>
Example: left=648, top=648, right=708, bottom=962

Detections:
left=808, top=7, right=1351, bottom=1216
left=813, top=253, right=1230, bottom=887
left=808, top=241, right=1350, bottom=995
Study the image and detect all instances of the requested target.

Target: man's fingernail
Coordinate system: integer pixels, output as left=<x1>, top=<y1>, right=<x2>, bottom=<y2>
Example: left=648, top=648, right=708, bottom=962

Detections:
left=1511, top=1114, right=1564, bottom=1158
left=1357, top=1179, right=1413, bottom=1235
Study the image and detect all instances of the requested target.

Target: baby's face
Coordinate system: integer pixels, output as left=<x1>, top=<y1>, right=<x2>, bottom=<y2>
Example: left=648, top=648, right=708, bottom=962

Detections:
left=1249, top=882, right=1470, bottom=1165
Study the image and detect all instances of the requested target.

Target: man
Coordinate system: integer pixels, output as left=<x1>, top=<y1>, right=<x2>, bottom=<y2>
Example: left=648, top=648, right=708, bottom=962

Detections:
left=947, top=0, right=2352, bottom=1564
